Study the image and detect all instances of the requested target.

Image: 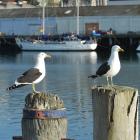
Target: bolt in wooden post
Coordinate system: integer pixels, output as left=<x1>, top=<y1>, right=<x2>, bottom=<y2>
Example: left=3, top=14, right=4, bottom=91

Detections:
left=22, top=92, right=67, bottom=140
left=92, top=85, right=138, bottom=140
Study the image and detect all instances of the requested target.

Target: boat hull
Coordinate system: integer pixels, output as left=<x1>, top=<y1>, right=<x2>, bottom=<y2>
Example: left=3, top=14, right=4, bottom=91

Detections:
left=16, top=39, right=97, bottom=51
left=136, top=45, right=140, bottom=52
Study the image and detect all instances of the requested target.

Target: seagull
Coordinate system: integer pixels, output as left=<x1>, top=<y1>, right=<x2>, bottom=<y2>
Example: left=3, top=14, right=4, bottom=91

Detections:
left=7, top=52, right=51, bottom=92
left=88, top=45, right=124, bottom=85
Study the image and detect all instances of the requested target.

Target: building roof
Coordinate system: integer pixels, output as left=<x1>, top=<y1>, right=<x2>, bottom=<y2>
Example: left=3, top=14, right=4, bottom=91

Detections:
left=0, top=5, right=140, bottom=18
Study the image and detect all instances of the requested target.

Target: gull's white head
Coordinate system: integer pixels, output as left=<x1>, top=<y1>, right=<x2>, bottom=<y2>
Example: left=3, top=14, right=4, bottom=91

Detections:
left=111, top=45, right=124, bottom=52
left=38, top=52, right=51, bottom=59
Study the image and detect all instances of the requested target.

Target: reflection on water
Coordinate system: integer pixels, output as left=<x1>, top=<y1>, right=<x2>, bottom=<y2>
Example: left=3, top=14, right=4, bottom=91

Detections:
left=0, top=51, right=139, bottom=140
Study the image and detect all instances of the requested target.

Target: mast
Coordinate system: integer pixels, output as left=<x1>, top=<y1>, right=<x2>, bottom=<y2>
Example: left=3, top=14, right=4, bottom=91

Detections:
left=76, top=0, right=79, bottom=35
left=42, top=4, right=45, bottom=35
left=39, top=0, right=47, bottom=35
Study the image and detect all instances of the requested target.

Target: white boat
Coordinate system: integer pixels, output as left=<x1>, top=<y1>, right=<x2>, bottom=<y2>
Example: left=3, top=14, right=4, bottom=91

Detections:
left=136, top=44, right=140, bottom=52
left=16, top=0, right=97, bottom=51
left=16, top=38, right=97, bottom=51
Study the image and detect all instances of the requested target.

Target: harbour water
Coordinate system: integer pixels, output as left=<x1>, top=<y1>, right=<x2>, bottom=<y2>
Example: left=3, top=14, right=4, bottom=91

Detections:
left=0, top=51, right=139, bottom=140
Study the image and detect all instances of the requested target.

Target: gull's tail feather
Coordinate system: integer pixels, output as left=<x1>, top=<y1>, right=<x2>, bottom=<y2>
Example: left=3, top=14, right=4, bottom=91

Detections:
left=6, top=84, right=26, bottom=91
left=88, top=75, right=98, bottom=79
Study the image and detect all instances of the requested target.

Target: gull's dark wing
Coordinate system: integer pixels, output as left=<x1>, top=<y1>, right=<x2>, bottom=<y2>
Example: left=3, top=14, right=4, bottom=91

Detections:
left=17, top=68, right=42, bottom=83
left=96, top=62, right=110, bottom=76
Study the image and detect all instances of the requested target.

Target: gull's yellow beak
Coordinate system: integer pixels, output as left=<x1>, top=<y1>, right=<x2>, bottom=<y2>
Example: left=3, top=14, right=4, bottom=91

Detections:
left=119, top=48, right=124, bottom=52
left=46, top=53, right=51, bottom=58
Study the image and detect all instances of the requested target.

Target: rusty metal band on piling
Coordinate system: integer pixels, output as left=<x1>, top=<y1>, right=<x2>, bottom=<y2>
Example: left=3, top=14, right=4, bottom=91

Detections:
left=23, top=108, right=66, bottom=119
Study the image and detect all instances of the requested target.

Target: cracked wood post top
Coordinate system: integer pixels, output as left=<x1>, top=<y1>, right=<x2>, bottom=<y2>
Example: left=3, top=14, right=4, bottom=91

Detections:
left=91, top=85, right=138, bottom=95
left=24, top=92, right=64, bottom=110
left=92, top=85, right=138, bottom=140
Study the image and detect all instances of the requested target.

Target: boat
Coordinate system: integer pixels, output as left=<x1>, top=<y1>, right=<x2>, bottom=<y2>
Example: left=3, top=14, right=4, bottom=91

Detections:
left=16, top=37, right=97, bottom=51
left=136, top=44, right=140, bottom=52
left=16, top=0, right=97, bottom=51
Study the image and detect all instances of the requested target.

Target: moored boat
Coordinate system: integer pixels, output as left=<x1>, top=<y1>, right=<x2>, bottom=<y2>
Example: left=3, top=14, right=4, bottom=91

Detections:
left=16, top=38, right=97, bottom=51
left=136, top=44, right=140, bottom=52
left=15, top=0, right=98, bottom=51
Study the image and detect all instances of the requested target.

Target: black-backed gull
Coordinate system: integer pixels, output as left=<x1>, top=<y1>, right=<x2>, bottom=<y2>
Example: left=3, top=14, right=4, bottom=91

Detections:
left=7, top=52, right=51, bottom=92
left=88, top=45, right=124, bottom=85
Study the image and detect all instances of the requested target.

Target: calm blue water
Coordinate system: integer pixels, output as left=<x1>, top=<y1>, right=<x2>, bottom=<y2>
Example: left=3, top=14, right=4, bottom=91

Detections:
left=0, top=51, right=139, bottom=140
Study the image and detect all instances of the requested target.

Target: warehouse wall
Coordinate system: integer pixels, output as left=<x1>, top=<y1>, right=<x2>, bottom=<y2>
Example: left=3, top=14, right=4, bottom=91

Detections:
left=57, top=16, right=140, bottom=34
left=0, top=15, right=140, bottom=35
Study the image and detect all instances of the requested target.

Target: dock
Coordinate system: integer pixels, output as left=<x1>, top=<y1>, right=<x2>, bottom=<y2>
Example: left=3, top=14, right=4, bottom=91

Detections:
left=0, top=36, right=21, bottom=52
left=0, top=34, right=140, bottom=52
left=96, top=34, right=140, bottom=51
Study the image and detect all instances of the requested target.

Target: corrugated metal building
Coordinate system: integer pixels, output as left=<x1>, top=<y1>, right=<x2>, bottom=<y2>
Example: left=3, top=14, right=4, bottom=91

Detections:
left=0, top=5, right=140, bottom=35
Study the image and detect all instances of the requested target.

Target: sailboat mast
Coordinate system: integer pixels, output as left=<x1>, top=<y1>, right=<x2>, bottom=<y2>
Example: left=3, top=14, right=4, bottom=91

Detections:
left=76, top=0, right=79, bottom=35
left=42, top=4, right=45, bottom=35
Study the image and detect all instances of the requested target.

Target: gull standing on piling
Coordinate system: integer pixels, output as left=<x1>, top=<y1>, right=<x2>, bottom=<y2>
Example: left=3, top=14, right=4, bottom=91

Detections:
left=88, top=45, right=124, bottom=85
left=7, top=52, right=51, bottom=93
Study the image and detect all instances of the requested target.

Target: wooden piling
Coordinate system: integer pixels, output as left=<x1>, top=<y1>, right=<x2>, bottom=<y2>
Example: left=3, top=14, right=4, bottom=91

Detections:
left=92, top=85, right=138, bottom=140
left=22, top=92, right=67, bottom=140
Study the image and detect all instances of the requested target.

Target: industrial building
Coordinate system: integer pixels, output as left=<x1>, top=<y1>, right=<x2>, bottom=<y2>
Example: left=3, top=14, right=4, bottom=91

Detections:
left=0, top=0, right=140, bottom=36
left=0, top=5, right=140, bottom=35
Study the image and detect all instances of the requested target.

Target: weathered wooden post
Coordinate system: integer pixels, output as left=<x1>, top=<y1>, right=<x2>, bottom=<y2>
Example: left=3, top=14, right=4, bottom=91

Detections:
left=92, top=85, right=138, bottom=140
left=22, top=92, right=67, bottom=140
